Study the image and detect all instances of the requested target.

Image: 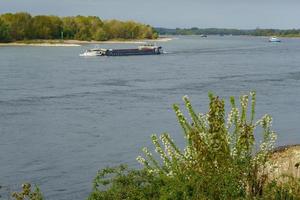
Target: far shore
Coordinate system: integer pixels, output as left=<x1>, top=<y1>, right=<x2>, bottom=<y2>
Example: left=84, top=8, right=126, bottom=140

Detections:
left=0, top=37, right=173, bottom=47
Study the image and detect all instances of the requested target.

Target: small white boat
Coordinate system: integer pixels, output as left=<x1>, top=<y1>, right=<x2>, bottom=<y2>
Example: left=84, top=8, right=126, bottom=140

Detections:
left=269, top=36, right=281, bottom=42
left=79, top=48, right=105, bottom=56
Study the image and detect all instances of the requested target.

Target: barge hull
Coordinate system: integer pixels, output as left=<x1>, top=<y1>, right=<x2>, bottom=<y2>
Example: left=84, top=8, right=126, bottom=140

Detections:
left=106, top=49, right=161, bottom=56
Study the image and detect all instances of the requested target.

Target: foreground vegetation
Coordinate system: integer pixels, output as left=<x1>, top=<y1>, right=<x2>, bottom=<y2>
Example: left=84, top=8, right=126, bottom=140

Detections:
left=0, top=12, right=158, bottom=42
left=10, top=92, right=300, bottom=199
left=88, top=92, right=300, bottom=200
left=156, top=27, right=300, bottom=37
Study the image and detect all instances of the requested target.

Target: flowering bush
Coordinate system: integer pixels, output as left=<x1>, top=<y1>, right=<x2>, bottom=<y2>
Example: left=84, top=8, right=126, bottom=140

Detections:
left=135, top=92, right=277, bottom=198
left=88, top=92, right=299, bottom=199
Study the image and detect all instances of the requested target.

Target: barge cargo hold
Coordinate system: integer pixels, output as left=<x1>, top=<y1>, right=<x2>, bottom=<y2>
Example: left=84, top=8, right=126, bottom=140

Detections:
left=80, top=44, right=162, bottom=57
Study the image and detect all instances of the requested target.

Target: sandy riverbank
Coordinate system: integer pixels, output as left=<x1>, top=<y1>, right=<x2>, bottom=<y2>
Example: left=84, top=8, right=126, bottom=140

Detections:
left=0, top=37, right=173, bottom=47
left=0, top=43, right=81, bottom=47
left=268, top=144, right=300, bottom=180
left=65, top=37, right=173, bottom=44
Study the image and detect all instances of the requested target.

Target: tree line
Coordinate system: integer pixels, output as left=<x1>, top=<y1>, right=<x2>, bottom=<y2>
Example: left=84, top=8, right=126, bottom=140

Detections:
left=156, top=27, right=300, bottom=37
left=0, top=12, right=158, bottom=42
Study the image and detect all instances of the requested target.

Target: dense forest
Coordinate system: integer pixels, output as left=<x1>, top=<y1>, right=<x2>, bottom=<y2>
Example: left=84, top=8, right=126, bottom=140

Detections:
left=156, top=27, right=300, bottom=37
left=0, top=12, right=158, bottom=42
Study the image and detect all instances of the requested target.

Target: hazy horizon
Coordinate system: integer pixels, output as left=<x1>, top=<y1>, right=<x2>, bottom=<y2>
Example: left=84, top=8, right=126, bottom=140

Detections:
left=1, top=0, right=300, bottom=29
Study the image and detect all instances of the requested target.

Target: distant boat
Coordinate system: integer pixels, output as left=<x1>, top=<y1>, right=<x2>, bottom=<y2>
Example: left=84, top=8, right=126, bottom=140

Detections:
left=269, top=36, right=281, bottom=42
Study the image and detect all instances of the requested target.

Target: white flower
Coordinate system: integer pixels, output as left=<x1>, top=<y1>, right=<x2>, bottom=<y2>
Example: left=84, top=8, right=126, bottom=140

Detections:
left=136, top=156, right=146, bottom=165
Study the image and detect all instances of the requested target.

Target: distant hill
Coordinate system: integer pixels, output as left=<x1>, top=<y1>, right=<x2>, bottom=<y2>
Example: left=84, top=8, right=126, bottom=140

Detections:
left=155, top=27, right=300, bottom=37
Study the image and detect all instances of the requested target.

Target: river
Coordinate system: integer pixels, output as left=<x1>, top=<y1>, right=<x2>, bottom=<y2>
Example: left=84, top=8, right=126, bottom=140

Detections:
left=1, top=35, right=300, bottom=199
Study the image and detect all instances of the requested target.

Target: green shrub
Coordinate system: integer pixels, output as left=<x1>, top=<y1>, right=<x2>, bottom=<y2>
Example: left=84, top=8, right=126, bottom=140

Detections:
left=88, top=165, right=162, bottom=200
left=89, top=92, right=283, bottom=199
left=12, top=183, right=43, bottom=200
left=262, top=174, right=300, bottom=200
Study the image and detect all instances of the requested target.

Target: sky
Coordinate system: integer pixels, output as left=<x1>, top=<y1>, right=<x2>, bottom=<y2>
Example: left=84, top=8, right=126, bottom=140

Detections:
left=1, top=0, right=300, bottom=29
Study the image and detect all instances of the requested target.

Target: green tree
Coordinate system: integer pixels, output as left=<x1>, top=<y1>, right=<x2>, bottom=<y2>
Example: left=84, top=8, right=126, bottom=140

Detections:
left=0, top=18, right=11, bottom=42
left=73, top=16, right=92, bottom=40
left=48, top=15, right=63, bottom=38
left=0, top=12, right=32, bottom=40
left=103, top=20, right=122, bottom=39
left=62, top=17, right=78, bottom=39
left=31, top=15, right=62, bottom=39
left=93, top=27, right=108, bottom=41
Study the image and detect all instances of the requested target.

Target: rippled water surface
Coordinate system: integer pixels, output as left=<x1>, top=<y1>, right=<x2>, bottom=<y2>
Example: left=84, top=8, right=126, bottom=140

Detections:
left=1, top=36, right=300, bottom=199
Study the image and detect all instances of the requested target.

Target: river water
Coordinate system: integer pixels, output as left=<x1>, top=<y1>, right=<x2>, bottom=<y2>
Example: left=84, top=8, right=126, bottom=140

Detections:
left=1, top=36, right=300, bottom=199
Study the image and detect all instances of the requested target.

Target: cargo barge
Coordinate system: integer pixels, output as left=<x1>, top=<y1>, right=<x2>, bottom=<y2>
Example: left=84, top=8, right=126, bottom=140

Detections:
left=80, top=44, right=162, bottom=57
